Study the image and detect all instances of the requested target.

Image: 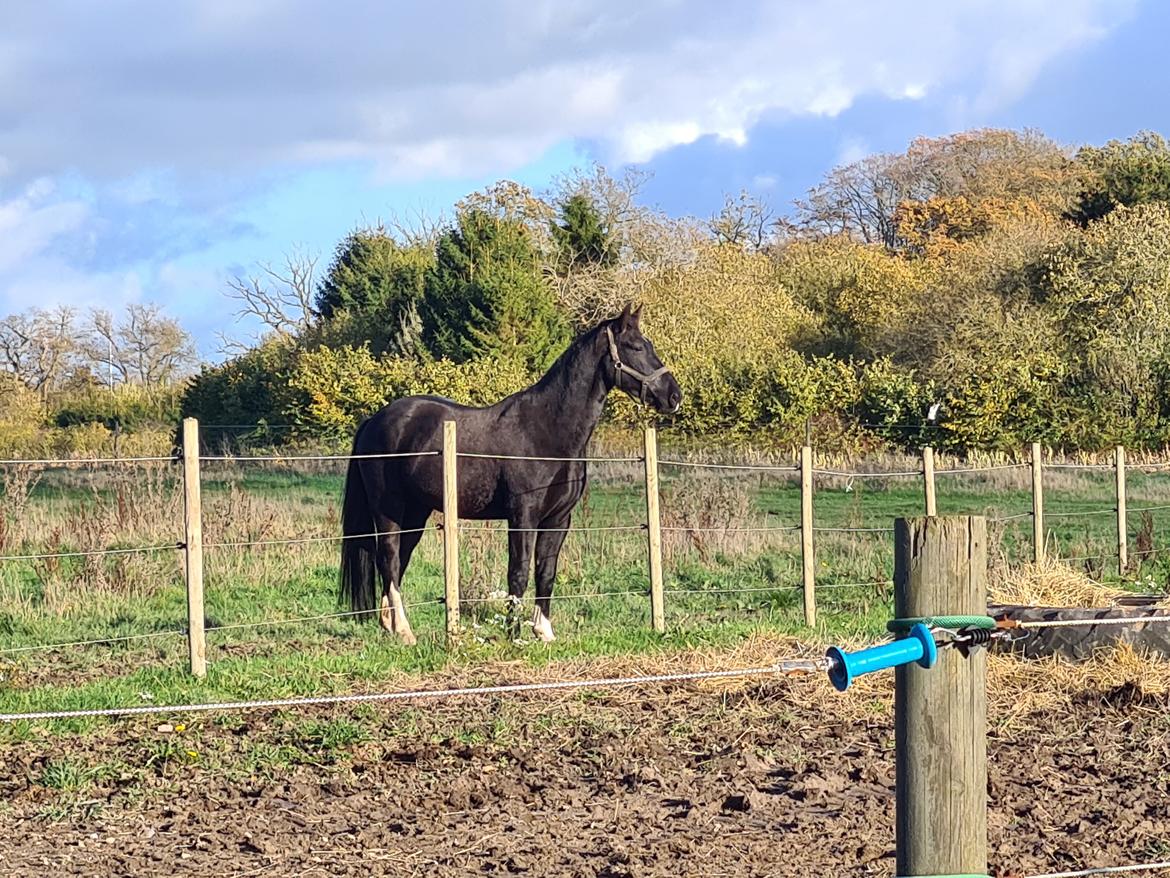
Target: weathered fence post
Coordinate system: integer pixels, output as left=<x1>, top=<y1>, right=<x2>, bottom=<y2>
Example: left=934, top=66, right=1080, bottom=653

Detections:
left=643, top=427, right=665, bottom=634
left=895, top=516, right=988, bottom=877
left=181, top=417, right=206, bottom=678
left=1116, top=445, right=1128, bottom=575
left=800, top=445, right=816, bottom=627
left=922, top=446, right=937, bottom=517
left=441, top=420, right=460, bottom=639
left=1031, top=441, right=1045, bottom=564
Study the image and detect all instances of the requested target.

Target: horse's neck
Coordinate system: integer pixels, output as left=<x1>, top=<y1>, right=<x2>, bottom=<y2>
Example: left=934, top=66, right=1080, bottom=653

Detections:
left=521, top=335, right=608, bottom=455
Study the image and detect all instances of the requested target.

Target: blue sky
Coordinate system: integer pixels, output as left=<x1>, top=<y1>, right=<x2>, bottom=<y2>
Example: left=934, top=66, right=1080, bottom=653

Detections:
left=0, top=0, right=1162, bottom=360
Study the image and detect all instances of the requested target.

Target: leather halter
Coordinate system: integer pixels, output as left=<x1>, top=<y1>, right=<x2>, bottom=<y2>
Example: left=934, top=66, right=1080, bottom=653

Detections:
left=605, top=326, right=671, bottom=406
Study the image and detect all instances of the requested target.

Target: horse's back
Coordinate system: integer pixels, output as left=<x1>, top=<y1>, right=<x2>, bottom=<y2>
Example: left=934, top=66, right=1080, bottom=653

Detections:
left=355, top=394, right=478, bottom=454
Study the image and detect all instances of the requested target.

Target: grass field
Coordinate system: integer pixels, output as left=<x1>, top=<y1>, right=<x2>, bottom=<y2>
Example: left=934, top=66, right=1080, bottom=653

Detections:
left=2, top=447, right=1170, bottom=728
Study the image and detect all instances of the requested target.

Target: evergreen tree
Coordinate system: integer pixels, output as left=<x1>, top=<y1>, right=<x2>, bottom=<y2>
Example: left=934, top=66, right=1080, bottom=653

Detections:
left=315, top=227, right=432, bottom=324
left=419, top=209, right=569, bottom=371
left=550, top=193, right=616, bottom=269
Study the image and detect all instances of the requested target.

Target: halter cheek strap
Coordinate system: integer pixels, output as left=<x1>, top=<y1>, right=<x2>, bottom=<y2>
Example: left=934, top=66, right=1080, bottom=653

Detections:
left=606, top=326, right=671, bottom=406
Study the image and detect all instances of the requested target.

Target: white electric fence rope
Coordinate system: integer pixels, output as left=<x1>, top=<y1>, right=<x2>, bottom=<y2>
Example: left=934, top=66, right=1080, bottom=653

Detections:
left=660, top=524, right=801, bottom=533
left=814, top=525, right=894, bottom=533
left=1127, top=503, right=1170, bottom=513
left=0, top=455, right=177, bottom=466
left=203, top=602, right=443, bottom=633
left=1025, top=860, right=1170, bottom=878
left=0, top=629, right=184, bottom=654
left=0, top=661, right=822, bottom=722
left=0, top=543, right=182, bottom=562
left=459, top=589, right=649, bottom=603
left=1011, top=615, right=1170, bottom=631
left=1135, top=462, right=1170, bottom=472
left=665, top=580, right=892, bottom=596
left=1045, top=508, right=1118, bottom=519
left=0, top=603, right=449, bottom=655
left=457, top=452, right=642, bottom=463
left=201, top=451, right=439, bottom=462
left=813, top=468, right=922, bottom=478
left=659, top=459, right=799, bottom=473
left=935, top=463, right=1031, bottom=473
left=203, top=527, right=433, bottom=549
left=458, top=523, right=644, bottom=533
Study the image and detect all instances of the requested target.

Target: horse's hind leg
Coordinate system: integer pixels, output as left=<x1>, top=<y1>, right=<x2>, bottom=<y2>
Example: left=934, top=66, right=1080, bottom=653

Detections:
left=396, top=508, right=429, bottom=583
left=390, top=508, right=430, bottom=641
left=373, top=512, right=416, bottom=645
left=505, top=520, right=537, bottom=638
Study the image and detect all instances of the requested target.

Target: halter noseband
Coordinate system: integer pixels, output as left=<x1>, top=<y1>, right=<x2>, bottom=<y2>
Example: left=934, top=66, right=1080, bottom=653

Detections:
left=605, top=325, right=671, bottom=406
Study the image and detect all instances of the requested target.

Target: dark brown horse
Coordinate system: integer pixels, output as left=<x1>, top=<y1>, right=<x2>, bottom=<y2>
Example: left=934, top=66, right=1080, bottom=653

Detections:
left=339, top=305, right=682, bottom=643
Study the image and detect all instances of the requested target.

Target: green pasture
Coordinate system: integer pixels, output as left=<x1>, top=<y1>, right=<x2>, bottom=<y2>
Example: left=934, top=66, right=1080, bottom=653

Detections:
left=2, top=458, right=1169, bottom=728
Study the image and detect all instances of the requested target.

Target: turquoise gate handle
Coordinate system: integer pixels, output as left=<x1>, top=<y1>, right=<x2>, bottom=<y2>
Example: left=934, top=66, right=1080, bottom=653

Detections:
left=826, top=622, right=937, bottom=692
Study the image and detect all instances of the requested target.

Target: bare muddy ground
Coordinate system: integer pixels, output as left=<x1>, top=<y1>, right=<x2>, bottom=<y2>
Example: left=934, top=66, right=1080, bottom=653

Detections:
left=1, top=663, right=1169, bottom=877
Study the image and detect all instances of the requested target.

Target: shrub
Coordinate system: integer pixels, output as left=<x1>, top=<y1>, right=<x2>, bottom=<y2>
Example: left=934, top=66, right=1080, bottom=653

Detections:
left=52, top=384, right=183, bottom=431
left=180, top=339, right=295, bottom=439
left=283, top=345, right=531, bottom=437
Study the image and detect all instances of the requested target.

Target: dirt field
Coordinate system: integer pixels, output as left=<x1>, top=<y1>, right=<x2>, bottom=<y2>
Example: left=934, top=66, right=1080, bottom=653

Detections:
left=2, top=645, right=1169, bottom=877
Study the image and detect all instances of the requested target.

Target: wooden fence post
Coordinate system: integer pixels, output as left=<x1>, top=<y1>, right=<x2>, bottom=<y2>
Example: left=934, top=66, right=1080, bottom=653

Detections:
left=1031, top=441, right=1045, bottom=564
left=181, top=417, right=206, bottom=678
left=922, top=446, right=937, bottom=517
left=442, top=420, right=460, bottom=639
left=895, top=516, right=988, bottom=877
left=1116, top=445, right=1127, bottom=575
left=643, top=427, right=665, bottom=634
left=800, top=445, right=816, bottom=627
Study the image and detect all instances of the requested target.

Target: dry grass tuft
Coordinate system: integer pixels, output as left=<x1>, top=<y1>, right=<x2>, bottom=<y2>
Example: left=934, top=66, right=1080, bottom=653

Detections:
left=990, top=559, right=1128, bottom=608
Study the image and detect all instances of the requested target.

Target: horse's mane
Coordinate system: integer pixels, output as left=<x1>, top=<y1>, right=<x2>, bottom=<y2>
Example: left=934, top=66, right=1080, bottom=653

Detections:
left=530, top=320, right=609, bottom=392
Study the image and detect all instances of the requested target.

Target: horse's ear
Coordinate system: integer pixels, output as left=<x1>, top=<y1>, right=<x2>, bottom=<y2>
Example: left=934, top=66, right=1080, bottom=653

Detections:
left=631, top=304, right=643, bottom=328
left=618, top=302, right=634, bottom=331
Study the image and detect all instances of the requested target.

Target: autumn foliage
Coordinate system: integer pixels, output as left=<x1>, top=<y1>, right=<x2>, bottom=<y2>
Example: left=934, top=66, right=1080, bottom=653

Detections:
left=183, top=130, right=1170, bottom=454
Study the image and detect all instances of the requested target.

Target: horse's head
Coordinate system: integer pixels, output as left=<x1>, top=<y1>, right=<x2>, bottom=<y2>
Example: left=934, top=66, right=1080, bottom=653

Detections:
left=604, top=304, right=683, bottom=414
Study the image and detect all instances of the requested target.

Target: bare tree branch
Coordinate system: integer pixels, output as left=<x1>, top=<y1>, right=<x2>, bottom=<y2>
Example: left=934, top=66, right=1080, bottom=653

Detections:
left=82, top=304, right=197, bottom=387
left=707, top=191, right=774, bottom=250
left=0, top=306, right=77, bottom=394
left=222, top=247, right=319, bottom=350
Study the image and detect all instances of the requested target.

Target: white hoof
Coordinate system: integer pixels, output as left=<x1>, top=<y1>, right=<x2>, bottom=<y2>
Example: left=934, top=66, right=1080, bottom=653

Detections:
left=532, top=608, right=556, bottom=643
left=380, top=593, right=417, bottom=645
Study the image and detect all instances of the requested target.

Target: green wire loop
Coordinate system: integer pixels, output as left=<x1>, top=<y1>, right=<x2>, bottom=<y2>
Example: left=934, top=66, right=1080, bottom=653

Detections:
left=886, top=615, right=997, bottom=635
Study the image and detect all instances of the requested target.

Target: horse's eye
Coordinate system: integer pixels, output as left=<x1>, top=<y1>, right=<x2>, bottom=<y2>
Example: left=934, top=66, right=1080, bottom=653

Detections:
left=630, top=343, right=645, bottom=353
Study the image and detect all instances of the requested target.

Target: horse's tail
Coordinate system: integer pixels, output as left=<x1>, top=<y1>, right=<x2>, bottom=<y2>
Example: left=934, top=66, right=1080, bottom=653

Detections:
left=340, top=421, right=378, bottom=616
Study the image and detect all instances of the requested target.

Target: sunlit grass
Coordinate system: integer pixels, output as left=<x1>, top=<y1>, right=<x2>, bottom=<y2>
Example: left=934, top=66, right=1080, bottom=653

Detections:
left=2, top=456, right=1170, bottom=729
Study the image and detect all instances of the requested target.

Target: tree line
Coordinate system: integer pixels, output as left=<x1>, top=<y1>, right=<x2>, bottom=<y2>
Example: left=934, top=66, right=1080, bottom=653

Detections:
left=188, top=129, right=1170, bottom=452
left=10, top=127, right=1170, bottom=455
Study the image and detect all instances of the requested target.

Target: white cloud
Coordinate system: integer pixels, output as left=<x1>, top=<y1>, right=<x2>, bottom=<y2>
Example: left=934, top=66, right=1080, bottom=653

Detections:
left=0, top=0, right=1136, bottom=185
left=0, top=180, right=90, bottom=274
left=0, top=260, right=143, bottom=314
left=0, top=0, right=1138, bottom=327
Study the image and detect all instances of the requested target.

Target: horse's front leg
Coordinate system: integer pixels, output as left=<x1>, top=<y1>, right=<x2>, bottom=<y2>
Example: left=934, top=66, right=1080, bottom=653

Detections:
left=505, top=521, right=536, bottom=639
left=532, top=519, right=568, bottom=643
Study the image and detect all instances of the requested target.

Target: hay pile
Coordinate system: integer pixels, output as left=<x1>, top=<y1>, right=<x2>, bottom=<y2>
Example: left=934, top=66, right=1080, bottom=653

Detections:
left=991, top=560, right=1131, bottom=607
